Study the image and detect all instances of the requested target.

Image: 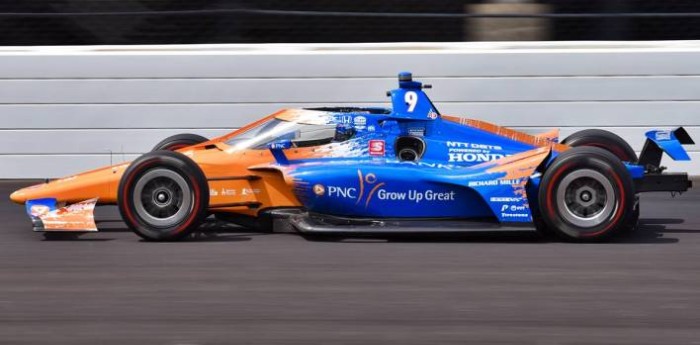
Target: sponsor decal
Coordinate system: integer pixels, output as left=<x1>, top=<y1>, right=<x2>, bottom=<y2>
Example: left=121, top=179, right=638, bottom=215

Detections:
left=446, top=141, right=509, bottom=163
left=416, top=161, right=458, bottom=170
left=408, top=127, right=425, bottom=137
left=490, top=197, right=523, bottom=203
left=209, top=188, right=260, bottom=197
left=269, top=142, right=290, bottom=150
left=328, top=186, right=357, bottom=198
left=500, top=204, right=527, bottom=212
left=367, top=125, right=376, bottom=132
left=337, top=115, right=353, bottom=124
left=377, top=189, right=456, bottom=203
left=498, top=203, right=529, bottom=219
left=501, top=212, right=530, bottom=218
left=468, top=179, right=521, bottom=187
left=241, top=188, right=261, bottom=196
left=353, top=116, right=367, bottom=130
left=655, top=130, right=672, bottom=141
left=427, top=110, right=439, bottom=120
left=30, top=205, right=51, bottom=217
left=39, top=198, right=98, bottom=232
left=320, top=170, right=457, bottom=208
left=369, top=140, right=386, bottom=156
left=313, top=184, right=325, bottom=196
left=365, top=173, right=377, bottom=184
left=469, top=180, right=497, bottom=187
left=449, top=153, right=506, bottom=163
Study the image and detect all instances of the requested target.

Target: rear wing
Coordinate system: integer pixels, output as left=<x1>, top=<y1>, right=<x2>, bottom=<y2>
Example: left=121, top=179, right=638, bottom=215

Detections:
left=638, top=127, right=695, bottom=171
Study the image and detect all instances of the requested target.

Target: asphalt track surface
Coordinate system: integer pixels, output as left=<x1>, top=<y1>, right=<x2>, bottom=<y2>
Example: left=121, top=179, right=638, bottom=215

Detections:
left=1, top=180, right=700, bottom=344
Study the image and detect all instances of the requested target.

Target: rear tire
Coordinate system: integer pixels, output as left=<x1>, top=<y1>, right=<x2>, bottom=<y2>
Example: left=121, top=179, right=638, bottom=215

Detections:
left=152, top=133, right=209, bottom=152
left=538, top=147, right=637, bottom=242
left=562, top=129, right=637, bottom=163
left=118, top=151, right=209, bottom=241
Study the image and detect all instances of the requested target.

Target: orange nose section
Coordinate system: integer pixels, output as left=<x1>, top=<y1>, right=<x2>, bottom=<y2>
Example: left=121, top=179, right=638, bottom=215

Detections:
left=10, top=190, right=26, bottom=204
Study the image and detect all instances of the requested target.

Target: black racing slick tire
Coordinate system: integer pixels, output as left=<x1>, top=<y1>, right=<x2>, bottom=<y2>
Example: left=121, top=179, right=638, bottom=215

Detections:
left=152, top=133, right=209, bottom=152
left=538, top=147, right=638, bottom=242
left=118, top=151, right=209, bottom=241
left=562, top=129, right=638, bottom=163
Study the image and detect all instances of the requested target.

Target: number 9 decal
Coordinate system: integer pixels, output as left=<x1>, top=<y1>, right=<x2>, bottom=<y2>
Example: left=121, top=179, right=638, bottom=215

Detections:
left=405, top=91, right=418, bottom=113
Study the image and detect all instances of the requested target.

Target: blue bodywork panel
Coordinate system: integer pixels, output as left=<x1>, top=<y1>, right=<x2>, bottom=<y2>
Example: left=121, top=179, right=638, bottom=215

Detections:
left=645, top=129, right=692, bottom=161
left=269, top=72, right=692, bottom=224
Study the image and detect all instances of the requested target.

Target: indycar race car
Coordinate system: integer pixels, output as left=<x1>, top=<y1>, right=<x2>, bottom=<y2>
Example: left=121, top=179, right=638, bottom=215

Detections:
left=10, top=72, right=694, bottom=242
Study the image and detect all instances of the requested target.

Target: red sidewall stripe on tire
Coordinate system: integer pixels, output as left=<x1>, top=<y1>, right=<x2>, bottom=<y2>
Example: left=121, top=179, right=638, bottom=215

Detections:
left=120, top=158, right=202, bottom=235
left=545, top=163, right=572, bottom=221
left=545, top=161, right=627, bottom=238
left=120, top=159, right=158, bottom=230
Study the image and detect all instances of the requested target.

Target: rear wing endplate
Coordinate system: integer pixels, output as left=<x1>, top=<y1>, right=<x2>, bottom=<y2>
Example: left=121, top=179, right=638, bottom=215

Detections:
left=638, top=127, right=695, bottom=170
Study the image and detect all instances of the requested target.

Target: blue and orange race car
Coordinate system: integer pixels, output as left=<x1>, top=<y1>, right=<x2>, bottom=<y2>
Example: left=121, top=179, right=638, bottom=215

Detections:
left=10, top=72, right=694, bottom=242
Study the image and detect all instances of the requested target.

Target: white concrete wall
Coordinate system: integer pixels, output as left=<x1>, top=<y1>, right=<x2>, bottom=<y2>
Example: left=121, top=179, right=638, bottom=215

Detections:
left=0, top=41, right=698, bottom=178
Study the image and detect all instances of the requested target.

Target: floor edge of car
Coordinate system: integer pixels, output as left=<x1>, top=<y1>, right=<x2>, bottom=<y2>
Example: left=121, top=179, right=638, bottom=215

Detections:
left=284, top=213, right=536, bottom=234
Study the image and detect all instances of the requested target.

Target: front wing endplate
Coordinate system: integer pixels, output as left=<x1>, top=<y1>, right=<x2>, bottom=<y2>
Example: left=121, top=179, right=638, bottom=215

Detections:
left=30, top=198, right=98, bottom=232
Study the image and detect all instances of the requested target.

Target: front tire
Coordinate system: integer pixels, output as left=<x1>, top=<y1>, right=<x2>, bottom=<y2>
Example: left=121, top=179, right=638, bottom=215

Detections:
left=118, top=151, right=209, bottom=241
left=538, top=147, right=637, bottom=242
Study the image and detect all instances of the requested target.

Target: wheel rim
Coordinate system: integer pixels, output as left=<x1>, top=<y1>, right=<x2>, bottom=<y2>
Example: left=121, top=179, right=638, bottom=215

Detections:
left=132, top=168, right=193, bottom=228
left=556, top=169, right=616, bottom=228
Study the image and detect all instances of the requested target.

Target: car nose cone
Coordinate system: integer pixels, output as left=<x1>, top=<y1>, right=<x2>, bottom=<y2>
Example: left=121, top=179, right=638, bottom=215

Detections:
left=10, top=190, right=25, bottom=204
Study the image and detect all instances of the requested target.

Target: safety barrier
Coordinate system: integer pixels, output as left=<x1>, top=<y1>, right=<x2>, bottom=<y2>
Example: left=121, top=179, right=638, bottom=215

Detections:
left=0, top=41, right=697, bottom=177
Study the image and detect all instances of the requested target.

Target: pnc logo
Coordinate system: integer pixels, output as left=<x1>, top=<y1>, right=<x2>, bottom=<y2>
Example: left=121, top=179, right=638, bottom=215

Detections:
left=313, top=170, right=385, bottom=209
left=313, top=184, right=325, bottom=196
left=328, top=186, right=357, bottom=198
